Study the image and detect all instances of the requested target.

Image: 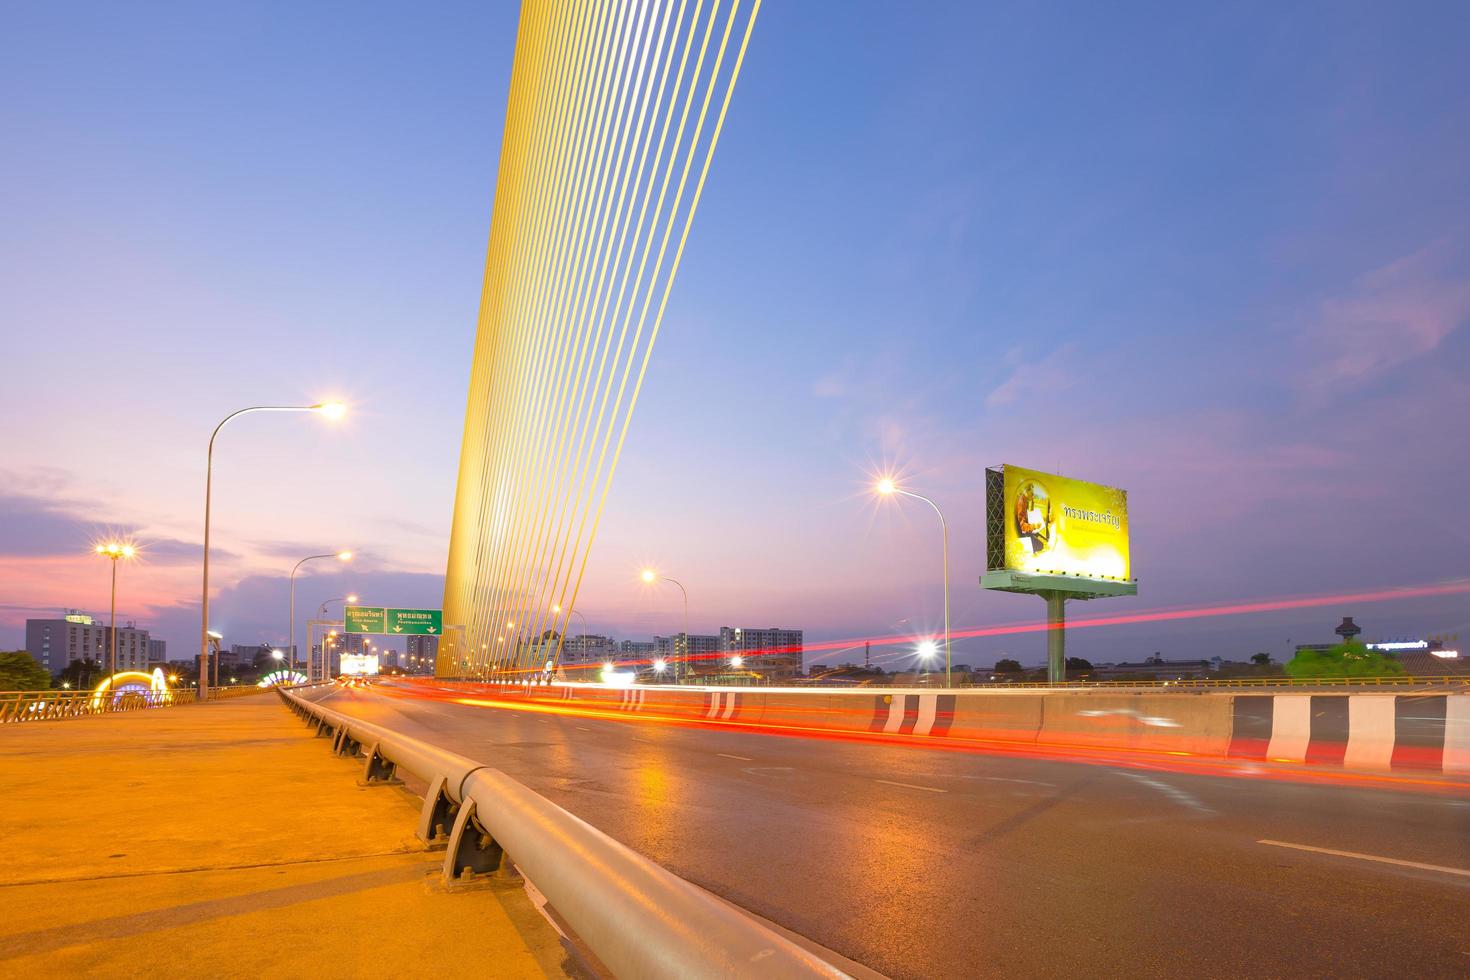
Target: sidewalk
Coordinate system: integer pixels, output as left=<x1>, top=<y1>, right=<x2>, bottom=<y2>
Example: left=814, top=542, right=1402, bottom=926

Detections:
left=0, top=693, right=573, bottom=978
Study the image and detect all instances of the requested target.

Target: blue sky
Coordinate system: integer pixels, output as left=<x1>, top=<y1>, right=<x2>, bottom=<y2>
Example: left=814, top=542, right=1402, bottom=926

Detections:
left=3, top=1, right=1469, bottom=668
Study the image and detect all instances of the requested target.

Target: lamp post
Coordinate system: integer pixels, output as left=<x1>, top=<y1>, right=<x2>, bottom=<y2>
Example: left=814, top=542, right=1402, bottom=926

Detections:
left=314, top=594, right=357, bottom=681
left=200, top=402, right=345, bottom=696
left=94, top=542, right=136, bottom=676
left=641, top=569, right=689, bottom=682
left=877, top=478, right=952, bottom=689
left=551, top=603, right=588, bottom=672
left=289, top=552, right=351, bottom=676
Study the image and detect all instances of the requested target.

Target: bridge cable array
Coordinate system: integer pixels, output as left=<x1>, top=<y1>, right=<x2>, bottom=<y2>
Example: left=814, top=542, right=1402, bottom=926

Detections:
left=444, top=0, right=761, bottom=678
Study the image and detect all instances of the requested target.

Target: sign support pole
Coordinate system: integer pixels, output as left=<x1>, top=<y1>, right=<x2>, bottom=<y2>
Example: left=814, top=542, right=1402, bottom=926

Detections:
left=1045, top=592, right=1066, bottom=684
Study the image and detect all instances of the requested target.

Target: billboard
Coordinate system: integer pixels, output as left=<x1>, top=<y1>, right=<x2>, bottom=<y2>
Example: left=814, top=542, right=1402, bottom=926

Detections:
left=339, top=653, right=379, bottom=676
left=991, top=464, right=1130, bottom=581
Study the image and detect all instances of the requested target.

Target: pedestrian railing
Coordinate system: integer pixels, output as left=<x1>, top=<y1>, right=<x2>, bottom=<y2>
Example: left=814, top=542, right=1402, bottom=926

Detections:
left=0, top=684, right=265, bottom=724
left=277, top=686, right=847, bottom=980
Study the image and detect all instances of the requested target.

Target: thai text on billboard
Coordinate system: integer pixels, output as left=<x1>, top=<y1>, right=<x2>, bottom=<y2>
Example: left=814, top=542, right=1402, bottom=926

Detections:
left=1001, top=464, right=1130, bottom=580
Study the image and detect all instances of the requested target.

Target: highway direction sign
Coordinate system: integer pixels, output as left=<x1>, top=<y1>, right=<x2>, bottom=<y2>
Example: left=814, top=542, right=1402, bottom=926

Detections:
left=344, top=606, right=442, bottom=635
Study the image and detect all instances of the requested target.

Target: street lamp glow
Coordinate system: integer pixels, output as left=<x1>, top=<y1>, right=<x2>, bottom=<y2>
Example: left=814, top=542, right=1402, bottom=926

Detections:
left=314, top=401, right=347, bottom=420
left=271, top=649, right=284, bottom=660
left=336, top=551, right=352, bottom=561
left=603, top=661, right=615, bottom=672
left=94, top=539, right=138, bottom=674
left=640, top=568, right=657, bottom=584
left=876, top=477, right=897, bottom=496
left=346, top=594, right=358, bottom=603
left=730, top=656, right=744, bottom=669
left=917, top=640, right=939, bottom=659
left=652, top=658, right=668, bottom=673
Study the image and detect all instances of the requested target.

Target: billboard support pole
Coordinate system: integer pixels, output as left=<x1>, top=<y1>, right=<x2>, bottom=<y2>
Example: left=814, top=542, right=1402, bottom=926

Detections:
left=1045, top=592, right=1066, bottom=684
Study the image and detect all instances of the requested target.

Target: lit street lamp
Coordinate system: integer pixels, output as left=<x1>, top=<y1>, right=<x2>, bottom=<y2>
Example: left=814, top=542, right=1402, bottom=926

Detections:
left=314, top=594, right=359, bottom=682
left=641, top=569, right=690, bottom=682
left=94, top=541, right=136, bottom=675
left=200, top=401, right=345, bottom=695
left=877, top=478, right=952, bottom=688
left=289, top=551, right=351, bottom=676
left=551, top=602, right=589, bottom=671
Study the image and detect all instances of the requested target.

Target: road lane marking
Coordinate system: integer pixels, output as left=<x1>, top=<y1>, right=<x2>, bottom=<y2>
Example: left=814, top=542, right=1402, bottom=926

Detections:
left=576, top=727, right=591, bottom=732
left=875, top=779, right=947, bottom=793
left=632, top=737, right=651, bottom=742
left=717, top=753, right=753, bottom=761
left=1258, top=840, right=1470, bottom=878
left=958, top=775, right=1055, bottom=787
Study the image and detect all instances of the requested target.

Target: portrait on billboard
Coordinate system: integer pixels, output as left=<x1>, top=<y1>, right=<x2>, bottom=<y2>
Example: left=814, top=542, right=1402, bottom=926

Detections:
left=1014, top=477, right=1054, bottom=554
left=998, top=465, right=1130, bottom=580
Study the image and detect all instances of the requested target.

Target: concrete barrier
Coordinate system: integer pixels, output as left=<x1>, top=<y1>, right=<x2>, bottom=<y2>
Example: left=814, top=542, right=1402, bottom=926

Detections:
left=399, top=681, right=1468, bottom=776
left=1037, top=693, right=1233, bottom=757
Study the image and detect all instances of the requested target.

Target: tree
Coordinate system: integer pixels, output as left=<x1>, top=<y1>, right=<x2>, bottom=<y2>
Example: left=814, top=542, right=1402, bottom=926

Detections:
left=56, top=659, right=104, bottom=690
left=1285, top=642, right=1404, bottom=679
left=993, top=658, right=1023, bottom=673
left=0, top=651, right=51, bottom=691
left=1251, top=652, right=1272, bottom=666
left=1065, top=657, right=1093, bottom=674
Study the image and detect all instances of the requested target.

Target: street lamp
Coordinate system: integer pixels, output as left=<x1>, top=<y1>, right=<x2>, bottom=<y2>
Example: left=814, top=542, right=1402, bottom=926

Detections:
left=551, top=603, right=589, bottom=668
left=877, top=478, right=952, bottom=688
left=94, top=541, right=136, bottom=676
left=289, top=551, right=351, bottom=676
left=200, top=401, right=346, bottom=693
left=315, top=594, right=359, bottom=682
left=641, top=569, right=690, bottom=682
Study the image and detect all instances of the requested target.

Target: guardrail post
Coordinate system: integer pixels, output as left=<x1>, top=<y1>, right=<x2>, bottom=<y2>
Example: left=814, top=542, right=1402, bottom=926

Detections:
left=442, top=798, right=506, bottom=885
left=332, top=729, right=361, bottom=758
left=416, top=775, right=456, bottom=849
left=359, top=741, right=400, bottom=786
left=314, top=717, right=332, bottom=738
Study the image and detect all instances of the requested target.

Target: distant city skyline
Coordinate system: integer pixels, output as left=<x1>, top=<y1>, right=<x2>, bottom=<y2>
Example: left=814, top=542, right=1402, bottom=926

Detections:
left=4, top=2, right=1469, bottom=668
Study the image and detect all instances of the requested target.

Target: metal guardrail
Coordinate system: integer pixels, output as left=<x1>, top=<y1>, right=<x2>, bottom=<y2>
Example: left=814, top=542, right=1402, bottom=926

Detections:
left=0, top=684, right=264, bottom=724
left=278, top=687, right=847, bottom=980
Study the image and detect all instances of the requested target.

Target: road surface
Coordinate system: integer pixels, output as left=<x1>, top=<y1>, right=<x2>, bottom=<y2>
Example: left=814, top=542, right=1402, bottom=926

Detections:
left=302, top=684, right=1470, bottom=979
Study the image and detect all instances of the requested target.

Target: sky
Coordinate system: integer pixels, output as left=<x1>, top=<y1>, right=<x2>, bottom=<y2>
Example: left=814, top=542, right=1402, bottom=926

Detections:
left=3, top=1, right=1469, bottom=670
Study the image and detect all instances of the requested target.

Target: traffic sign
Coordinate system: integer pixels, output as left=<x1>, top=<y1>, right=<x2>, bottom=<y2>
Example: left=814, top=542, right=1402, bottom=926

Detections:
left=344, top=605, right=442, bottom=635
left=387, top=607, right=442, bottom=635
left=344, top=605, right=386, bottom=634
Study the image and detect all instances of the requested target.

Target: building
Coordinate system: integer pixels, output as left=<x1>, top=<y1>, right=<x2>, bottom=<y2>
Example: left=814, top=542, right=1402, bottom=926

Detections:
left=619, top=639, right=657, bottom=659
left=560, top=633, right=615, bottom=664
left=25, top=612, right=152, bottom=675
left=719, top=626, right=804, bottom=681
left=1092, top=655, right=1213, bottom=680
left=656, top=633, right=720, bottom=664
left=148, top=639, right=167, bottom=664
left=406, top=634, right=438, bottom=672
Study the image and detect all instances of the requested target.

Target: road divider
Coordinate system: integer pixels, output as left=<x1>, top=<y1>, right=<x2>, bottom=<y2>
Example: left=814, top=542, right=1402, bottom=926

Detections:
left=414, top=680, right=1468, bottom=777
left=277, top=686, right=850, bottom=980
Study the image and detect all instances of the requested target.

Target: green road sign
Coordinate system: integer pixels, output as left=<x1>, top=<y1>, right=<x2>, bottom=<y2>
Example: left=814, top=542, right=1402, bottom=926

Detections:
left=344, top=605, right=386, bottom=634
left=343, top=605, right=443, bottom=635
left=386, top=607, right=443, bottom=635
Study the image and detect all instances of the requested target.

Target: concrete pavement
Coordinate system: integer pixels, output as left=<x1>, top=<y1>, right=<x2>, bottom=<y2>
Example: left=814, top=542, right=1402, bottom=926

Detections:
left=0, top=693, right=573, bottom=978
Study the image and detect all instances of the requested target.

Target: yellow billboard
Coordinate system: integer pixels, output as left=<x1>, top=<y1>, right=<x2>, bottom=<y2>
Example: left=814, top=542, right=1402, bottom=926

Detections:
left=999, top=465, right=1129, bottom=580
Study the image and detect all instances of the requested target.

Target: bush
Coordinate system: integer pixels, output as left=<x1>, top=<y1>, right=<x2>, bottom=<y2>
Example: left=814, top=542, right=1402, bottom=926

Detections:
left=0, top=651, right=52, bottom=691
left=1284, top=642, right=1404, bottom=679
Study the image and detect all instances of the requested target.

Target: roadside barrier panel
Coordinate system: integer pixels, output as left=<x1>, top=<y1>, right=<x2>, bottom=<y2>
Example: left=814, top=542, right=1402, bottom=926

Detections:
left=1035, top=693, right=1233, bottom=757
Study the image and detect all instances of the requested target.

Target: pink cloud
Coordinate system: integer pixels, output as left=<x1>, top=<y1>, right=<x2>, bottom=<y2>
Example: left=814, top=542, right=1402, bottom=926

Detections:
left=1308, top=241, right=1470, bottom=388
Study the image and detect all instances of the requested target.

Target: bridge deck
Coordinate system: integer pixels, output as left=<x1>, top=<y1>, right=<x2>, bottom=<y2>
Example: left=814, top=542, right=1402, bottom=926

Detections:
left=0, top=693, right=571, bottom=978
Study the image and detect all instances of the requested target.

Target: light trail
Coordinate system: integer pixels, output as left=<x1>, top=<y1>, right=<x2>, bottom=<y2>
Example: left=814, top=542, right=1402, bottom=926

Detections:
left=374, top=681, right=1470, bottom=797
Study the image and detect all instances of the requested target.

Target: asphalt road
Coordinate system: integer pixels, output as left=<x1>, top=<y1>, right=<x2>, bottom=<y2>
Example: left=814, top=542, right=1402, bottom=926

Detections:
left=305, top=685, right=1470, bottom=979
